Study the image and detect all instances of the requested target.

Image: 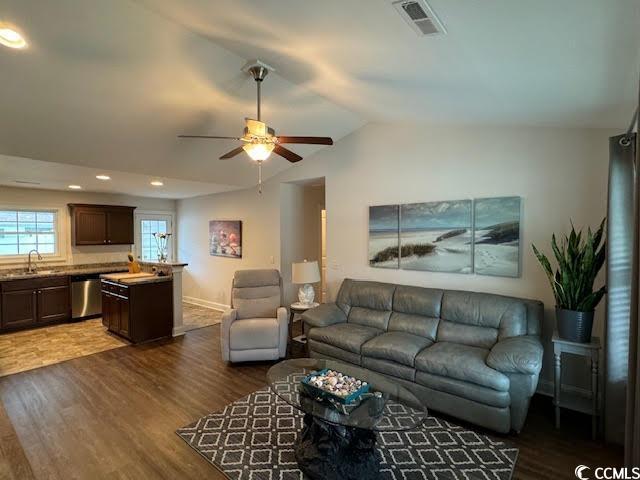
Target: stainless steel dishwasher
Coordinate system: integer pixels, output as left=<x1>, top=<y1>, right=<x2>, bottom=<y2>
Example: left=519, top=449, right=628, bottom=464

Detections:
left=71, top=273, right=102, bottom=320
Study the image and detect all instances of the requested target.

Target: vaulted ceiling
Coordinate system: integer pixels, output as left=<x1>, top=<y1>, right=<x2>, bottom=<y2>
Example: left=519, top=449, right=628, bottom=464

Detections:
left=0, top=0, right=638, bottom=198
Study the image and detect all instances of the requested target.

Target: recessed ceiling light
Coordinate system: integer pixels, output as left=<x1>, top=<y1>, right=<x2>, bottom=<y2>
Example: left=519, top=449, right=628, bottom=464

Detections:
left=0, top=25, right=27, bottom=49
left=68, top=185, right=82, bottom=190
left=150, top=180, right=163, bottom=186
left=96, top=175, right=111, bottom=180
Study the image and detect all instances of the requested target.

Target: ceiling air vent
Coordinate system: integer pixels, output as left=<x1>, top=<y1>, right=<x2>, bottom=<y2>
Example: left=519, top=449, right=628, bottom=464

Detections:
left=392, top=0, right=446, bottom=36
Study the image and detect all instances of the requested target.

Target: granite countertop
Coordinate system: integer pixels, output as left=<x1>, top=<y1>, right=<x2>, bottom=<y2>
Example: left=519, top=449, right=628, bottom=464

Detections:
left=0, top=262, right=129, bottom=281
left=139, top=260, right=188, bottom=267
left=100, top=272, right=172, bottom=285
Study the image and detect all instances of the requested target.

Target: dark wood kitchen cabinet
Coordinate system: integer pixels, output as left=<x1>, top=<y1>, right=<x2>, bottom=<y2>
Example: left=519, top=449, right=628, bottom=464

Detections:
left=101, top=279, right=172, bottom=343
left=0, top=276, right=71, bottom=332
left=69, top=204, right=136, bottom=246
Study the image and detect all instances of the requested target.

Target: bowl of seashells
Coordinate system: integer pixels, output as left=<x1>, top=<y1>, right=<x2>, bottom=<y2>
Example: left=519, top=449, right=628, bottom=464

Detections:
left=300, top=368, right=370, bottom=406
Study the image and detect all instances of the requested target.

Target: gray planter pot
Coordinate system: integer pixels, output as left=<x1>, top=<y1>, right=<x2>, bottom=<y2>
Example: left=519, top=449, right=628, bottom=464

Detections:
left=555, top=307, right=594, bottom=343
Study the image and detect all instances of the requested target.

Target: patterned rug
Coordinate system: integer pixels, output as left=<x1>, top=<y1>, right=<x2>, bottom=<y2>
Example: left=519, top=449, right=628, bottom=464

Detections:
left=177, top=387, right=518, bottom=480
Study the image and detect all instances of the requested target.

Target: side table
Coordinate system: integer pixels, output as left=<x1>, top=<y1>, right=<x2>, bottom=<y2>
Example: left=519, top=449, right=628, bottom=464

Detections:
left=289, top=302, right=319, bottom=353
left=552, top=331, right=601, bottom=439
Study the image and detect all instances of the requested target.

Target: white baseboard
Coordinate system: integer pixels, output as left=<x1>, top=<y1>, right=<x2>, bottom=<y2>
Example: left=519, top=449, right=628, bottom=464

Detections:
left=183, top=296, right=229, bottom=312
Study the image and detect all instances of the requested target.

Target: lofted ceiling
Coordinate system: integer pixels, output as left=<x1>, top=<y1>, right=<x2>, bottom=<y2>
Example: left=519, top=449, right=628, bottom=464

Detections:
left=0, top=0, right=638, bottom=198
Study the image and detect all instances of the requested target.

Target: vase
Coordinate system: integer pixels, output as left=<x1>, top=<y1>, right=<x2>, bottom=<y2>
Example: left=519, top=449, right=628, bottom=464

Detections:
left=157, top=248, right=168, bottom=263
left=555, top=307, right=594, bottom=343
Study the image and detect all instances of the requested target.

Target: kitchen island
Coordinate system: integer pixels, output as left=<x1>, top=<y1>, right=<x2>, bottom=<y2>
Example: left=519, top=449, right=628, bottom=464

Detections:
left=100, top=273, right=173, bottom=343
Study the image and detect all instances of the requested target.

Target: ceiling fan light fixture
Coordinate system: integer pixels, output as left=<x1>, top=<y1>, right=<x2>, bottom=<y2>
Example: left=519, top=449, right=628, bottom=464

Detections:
left=243, top=142, right=274, bottom=161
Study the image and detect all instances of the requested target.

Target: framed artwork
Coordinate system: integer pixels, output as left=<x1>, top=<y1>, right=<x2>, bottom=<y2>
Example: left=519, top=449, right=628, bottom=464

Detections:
left=400, top=200, right=472, bottom=273
left=209, top=220, right=242, bottom=258
left=474, top=196, right=521, bottom=277
left=368, top=205, right=399, bottom=269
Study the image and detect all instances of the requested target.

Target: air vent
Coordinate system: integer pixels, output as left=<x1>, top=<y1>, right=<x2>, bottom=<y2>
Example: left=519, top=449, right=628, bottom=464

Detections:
left=392, top=0, right=446, bottom=36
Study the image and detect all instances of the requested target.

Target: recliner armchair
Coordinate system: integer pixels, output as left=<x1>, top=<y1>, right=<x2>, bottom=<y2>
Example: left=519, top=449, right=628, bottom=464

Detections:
left=221, top=269, right=288, bottom=363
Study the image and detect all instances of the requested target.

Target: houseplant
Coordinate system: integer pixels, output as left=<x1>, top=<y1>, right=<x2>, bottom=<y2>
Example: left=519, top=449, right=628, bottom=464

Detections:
left=532, top=219, right=606, bottom=343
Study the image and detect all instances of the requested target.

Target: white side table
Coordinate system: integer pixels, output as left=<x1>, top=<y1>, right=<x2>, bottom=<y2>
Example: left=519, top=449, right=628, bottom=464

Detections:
left=552, top=331, right=601, bottom=439
left=289, top=302, right=319, bottom=349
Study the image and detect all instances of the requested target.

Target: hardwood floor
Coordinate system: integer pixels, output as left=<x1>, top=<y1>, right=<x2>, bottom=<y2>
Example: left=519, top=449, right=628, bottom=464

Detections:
left=0, top=323, right=622, bottom=479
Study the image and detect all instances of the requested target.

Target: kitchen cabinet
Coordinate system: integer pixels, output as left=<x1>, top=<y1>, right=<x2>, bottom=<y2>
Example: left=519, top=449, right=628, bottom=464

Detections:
left=69, top=204, right=136, bottom=246
left=0, top=276, right=71, bottom=332
left=100, top=279, right=172, bottom=343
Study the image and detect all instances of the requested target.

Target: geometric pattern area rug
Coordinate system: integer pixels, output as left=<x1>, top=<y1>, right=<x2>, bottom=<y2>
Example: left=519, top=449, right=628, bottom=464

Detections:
left=177, top=387, right=518, bottom=480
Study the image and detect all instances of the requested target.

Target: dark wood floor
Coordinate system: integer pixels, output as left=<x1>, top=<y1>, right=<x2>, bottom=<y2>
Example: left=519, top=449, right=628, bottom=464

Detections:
left=0, top=323, right=622, bottom=479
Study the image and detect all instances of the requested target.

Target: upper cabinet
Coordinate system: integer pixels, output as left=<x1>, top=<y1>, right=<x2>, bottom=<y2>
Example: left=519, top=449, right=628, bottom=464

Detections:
left=69, top=204, right=136, bottom=246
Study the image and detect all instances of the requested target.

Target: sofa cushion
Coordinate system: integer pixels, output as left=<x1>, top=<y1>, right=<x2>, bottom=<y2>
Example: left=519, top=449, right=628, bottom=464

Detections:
left=362, top=357, right=416, bottom=382
left=415, top=342, right=509, bottom=392
left=229, top=318, right=279, bottom=350
left=437, top=320, right=498, bottom=349
left=348, top=306, right=392, bottom=330
left=388, top=312, right=439, bottom=341
left=362, top=332, right=432, bottom=367
left=308, top=340, right=362, bottom=366
left=415, top=371, right=511, bottom=408
left=307, top=323, right=382, bottom=354
left=440, top=291, right=527, bottom=341
left=393, top=285, right=443, bottom=318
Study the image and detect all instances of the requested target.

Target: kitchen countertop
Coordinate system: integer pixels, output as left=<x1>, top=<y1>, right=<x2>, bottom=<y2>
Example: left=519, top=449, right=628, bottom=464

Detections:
left=0, top=262, right=128, bottom=281
left=100, top=272, right=173, bottom=285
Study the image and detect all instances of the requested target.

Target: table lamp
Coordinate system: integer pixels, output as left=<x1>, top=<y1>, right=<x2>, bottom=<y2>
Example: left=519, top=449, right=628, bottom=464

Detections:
left=292, top=260, right=321, bottom=306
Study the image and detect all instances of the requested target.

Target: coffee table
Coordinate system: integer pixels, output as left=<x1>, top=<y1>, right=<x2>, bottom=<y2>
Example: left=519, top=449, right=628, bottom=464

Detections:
left=267, top=358, right=427, bottom=480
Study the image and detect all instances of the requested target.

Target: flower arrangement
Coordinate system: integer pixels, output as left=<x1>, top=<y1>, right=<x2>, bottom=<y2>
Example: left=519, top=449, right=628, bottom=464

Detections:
left=153, top=232, right=172, bottom=263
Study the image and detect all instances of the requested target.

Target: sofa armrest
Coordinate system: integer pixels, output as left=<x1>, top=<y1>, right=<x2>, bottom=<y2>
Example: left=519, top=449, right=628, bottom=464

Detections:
left=302, top=303, right=347, bottom=330
left=220, top=308, right=237, bottom=362
left=487, top=335, right=543, bottom=375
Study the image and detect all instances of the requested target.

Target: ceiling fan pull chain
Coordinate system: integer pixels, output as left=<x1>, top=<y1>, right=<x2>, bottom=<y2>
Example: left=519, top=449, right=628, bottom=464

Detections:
left=257, top=160, right=263, bottom=194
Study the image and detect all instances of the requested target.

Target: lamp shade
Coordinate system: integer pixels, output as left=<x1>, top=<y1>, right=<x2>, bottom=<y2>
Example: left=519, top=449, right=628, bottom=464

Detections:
left=292, top=260, right=320, bottom=284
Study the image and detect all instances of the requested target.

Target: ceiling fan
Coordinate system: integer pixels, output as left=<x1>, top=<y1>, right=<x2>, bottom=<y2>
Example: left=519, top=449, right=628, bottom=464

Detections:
left=178, top=60, right=334, bottom=192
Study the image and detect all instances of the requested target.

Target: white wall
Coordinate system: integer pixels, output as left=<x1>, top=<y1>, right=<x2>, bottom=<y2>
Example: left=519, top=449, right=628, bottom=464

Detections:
left=0, top=186, right=176, bottom=269
left=177, top=123, right=614, bottom=388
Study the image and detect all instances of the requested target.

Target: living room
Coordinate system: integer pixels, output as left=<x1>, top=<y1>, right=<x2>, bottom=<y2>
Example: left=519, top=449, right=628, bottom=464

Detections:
left=0, top=1, right=639, bottom=479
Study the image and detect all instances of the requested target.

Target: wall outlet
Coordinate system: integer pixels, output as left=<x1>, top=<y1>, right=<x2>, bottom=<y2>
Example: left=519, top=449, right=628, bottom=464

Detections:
left=270, top=255, right=275, bottom=265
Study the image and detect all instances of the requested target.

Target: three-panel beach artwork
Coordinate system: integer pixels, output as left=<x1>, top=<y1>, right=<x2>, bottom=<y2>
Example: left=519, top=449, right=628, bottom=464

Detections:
left=368, top=197, right=521, bottom=277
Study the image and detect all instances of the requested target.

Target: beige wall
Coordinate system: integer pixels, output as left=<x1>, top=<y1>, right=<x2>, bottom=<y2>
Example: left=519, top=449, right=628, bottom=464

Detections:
left=177, top=122, right=614, bottom=388
left=0, top=186, right=176, bottom=269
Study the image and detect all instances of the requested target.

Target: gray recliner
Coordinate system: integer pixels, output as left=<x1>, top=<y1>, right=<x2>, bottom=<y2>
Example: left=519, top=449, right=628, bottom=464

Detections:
left=221, top=269, right=288, bottom=363
left=302, top=279, right=544, bottom=433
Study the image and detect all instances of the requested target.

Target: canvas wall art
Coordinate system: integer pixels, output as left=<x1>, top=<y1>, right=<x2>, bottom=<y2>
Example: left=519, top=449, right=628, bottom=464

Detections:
left=209, top=220, right=242, bottom=258
left=368, top=205, right=400, bottom=269
left=473, top=197, right=521, bottom=277
left=400, top=200, right=473, bottom=273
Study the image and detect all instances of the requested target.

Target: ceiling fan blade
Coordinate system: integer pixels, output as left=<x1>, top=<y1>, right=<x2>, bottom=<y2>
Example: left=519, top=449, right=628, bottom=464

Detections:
left=219, top=146, right=245, bottom=160
left=178, top=135, right=243, bottom=140
left=273, top=145, right=303, bottom=163
left=276, top=136, right=333, bottom=145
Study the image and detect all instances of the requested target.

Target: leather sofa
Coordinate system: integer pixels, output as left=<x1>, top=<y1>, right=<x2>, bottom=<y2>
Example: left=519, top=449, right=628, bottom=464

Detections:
left=302, top=279, right=544, bottom=433
left=221, top=269, right=288, bottom=363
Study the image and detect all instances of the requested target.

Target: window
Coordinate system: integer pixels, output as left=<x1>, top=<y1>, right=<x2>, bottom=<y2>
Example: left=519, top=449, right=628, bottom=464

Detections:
left=0, top=210, right=58, bottom=256
left=135, top=213, right=173, bottom=262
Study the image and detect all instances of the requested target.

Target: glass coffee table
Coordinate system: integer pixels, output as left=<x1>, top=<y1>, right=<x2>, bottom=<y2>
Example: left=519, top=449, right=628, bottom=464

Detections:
left=267, top=358, right=427, bottom=480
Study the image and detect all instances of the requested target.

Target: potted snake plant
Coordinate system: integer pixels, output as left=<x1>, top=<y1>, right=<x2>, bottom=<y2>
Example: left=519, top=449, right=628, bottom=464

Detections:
left=532, top=219, right=606, bottom=343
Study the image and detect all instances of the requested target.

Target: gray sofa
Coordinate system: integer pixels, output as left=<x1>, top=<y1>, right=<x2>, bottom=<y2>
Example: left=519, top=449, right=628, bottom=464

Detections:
left=302, top=279, right=544, bottom=433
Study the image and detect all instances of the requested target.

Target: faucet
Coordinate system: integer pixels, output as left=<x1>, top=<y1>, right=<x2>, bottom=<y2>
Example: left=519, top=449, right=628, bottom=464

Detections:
left=27, top=249, right=43, bottom=274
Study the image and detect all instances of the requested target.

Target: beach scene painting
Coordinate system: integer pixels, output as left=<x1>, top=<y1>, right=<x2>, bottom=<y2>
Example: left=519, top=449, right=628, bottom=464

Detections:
left=209, top=220, right=242, bottom=258
left=400, top=200, right=472, bottom=273
left=474, top=197, right=521, bottom=277
left=368, top=205, right=400, bottom=269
